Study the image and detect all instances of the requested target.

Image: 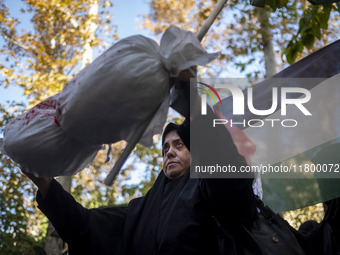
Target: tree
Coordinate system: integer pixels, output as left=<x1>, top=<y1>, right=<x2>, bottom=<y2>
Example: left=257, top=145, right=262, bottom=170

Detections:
left=143, top=0, right=340, bottom=78
left=255, top=7, right=277, bottom=77
left=0, top=0, right=116, bottom=105
left=0, top=0, right=117, bottom=253
left=284, top=3, right=339, bottom=63
left=0, top=103, right=46, bottom=255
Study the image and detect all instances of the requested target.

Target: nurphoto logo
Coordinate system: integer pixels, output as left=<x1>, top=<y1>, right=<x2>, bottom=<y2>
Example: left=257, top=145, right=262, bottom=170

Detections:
left=198, top=80, right=312, bottom=128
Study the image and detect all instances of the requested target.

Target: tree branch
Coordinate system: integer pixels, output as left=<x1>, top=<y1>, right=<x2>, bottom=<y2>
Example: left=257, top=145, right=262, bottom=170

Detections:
left=0, top=31, right=39, bottom=57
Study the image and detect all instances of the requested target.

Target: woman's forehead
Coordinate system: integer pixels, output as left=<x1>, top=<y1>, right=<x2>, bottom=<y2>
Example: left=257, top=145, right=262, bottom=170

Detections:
left=163, top=130, right=180, bottom=144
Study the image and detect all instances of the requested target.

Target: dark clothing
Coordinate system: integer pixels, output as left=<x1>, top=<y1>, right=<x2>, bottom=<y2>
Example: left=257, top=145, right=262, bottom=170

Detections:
left=37, top=160, right=256, bottom=255
left=37, top=107, right=258, bottom=255
left=36, top=101, right=340, bottom=254
left=324, top=198, right=340, bottom=254
left=37, top=172, right=256, bottom=255
left=293, top=198, right=340, bottom=255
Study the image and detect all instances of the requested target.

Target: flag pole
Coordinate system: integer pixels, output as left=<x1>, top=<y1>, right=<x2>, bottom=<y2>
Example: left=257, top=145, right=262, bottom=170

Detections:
left=197, top=0, right=228, bottom=42
left=104, top=0, right=228, bottom=186
left=104, top=106, right=159, bottom=186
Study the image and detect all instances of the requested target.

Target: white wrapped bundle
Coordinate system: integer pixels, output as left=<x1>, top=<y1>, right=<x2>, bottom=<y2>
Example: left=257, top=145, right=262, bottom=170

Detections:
left=3, top=94, right=101, bottom=177
left=1, top=26, right=217, bottom=178
left=56, top=26, right=218, bottom=147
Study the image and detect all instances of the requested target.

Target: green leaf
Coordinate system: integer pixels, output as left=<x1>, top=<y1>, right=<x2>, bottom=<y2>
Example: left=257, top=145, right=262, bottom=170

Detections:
left=251, top=0, right=266, bottom=7
left=296, top=40, right=304, bottom=53
left=284, top=40, right=304, bottom=64
left=298, top=17, right=308, bottom=33
left=314, top=7, right=330, bottom=29
left=284, top=42, right=295, bottom=64
left=312, top=25, right=322, bottom=39
left=276, top=0, right=289, bottom=8
left=250, top=0, right=288, bottom=9
left=266, top=0, right=278, bottom=10
left=301, top=33, right=315, bottom=49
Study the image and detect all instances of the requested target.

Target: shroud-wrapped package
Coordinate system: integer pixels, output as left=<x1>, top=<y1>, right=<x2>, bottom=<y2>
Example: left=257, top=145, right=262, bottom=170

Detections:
left=56, top=26, right=218, bottom=147
left=2, top=26, right=217, bottom=177
left=3, top=94, right=101, bottom=177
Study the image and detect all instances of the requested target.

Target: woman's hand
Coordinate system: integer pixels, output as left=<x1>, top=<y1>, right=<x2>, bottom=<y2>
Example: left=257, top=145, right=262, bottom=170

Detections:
left=173, top=66, right=197, bottom=89
left=170, top=66, right=200, bottom=118
left=22, top=170, right=52, bottom=198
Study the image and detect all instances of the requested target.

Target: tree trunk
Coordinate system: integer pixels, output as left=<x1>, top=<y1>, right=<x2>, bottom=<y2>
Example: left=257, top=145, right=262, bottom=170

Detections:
left=82, top=0, right=99, bottom=67
left=256, top=8, right=276, bottom=78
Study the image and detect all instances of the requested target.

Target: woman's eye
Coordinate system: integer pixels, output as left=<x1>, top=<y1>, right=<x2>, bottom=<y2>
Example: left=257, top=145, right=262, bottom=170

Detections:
left=176, top=141, right=183, bottom=148
left=163, top=145, right=169, bottom=154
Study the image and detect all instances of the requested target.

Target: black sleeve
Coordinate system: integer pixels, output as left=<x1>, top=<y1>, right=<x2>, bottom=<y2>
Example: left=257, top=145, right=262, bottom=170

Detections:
left=37, top=179, right=127, bottom=255
left=323, top=197, right=340, bottom=253
left=178, top=103, right=257, bottom=224
left=324, top=197, right=340, bottom=229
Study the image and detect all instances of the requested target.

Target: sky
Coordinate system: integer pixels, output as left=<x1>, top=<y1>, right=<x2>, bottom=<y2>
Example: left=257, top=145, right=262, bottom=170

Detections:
left=113, top=0, right=151, bottom=38
left=0, top=0, right=153, bottom=104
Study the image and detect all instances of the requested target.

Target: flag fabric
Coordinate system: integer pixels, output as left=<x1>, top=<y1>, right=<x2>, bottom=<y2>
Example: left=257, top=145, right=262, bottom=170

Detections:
left=215, top=39, right=340, bottom=212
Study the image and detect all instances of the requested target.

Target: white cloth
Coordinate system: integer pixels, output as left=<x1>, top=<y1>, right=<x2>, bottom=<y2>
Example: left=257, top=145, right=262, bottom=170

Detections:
left=3, top=26, right=218, bottom=177
left=3, top=94, right=101, bottom=177
left=56, top=26, right=218, bottom=147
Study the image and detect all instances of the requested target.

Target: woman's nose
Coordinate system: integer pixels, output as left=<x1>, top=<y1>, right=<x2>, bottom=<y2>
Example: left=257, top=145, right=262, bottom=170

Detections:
left=165, top=146, right=176, bottom=157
